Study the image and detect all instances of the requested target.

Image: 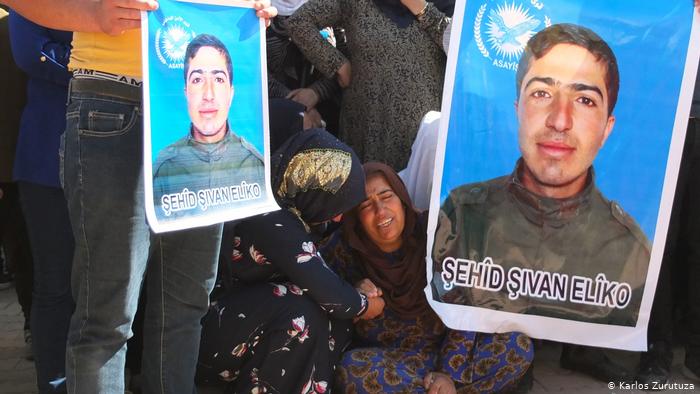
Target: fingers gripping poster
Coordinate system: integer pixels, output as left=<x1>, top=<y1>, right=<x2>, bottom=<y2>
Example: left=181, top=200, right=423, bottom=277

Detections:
left=142, top=0, right=278, bottom=233
left=426, top=0, right=700, bottom=350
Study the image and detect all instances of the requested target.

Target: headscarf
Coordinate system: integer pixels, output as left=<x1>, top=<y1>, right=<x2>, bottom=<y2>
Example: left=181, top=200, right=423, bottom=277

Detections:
left=342, top=162, right=432, bottom=318
left=272, top=128, right=366, bottom=226
left=372, top=0, right=455, bottom=29
left=271, top=0, right=308, bottom=16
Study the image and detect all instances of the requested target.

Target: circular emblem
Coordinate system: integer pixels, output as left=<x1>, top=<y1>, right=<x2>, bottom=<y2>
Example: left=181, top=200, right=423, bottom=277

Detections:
left=474, top=0, right=551, bottom=71
left=155, top=16, right=196, bottom=69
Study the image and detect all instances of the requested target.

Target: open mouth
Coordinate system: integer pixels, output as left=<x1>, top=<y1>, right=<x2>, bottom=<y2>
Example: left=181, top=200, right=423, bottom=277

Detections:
left=378, top=218, right=393, bottom=228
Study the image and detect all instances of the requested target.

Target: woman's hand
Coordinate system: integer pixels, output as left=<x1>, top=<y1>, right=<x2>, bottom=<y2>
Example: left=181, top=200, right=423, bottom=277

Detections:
left=424, top=371, right=456, bottom=394
left=303, top=108, right=324, bottom=130
left=287, top=88, right=320, bottom=109
left=357, top=295, right=385, bottom=320
left=337, top=61, right=352, bottom=88
left=250, top=0, right=277, bottom=27
left=399, top=0, right=428, bottom=16
left=355, top=278, right=382, bottom=298
left=355, top=278, right=384, bottom=320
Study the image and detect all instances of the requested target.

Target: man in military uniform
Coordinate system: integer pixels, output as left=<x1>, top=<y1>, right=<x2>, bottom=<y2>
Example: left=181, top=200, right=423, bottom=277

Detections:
left=153, top=33, right=265, bottom=220
left=433, top=24, right=650, bottom=381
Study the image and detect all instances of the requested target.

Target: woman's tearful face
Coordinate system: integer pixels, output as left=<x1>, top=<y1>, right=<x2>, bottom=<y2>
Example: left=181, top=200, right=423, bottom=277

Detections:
left=358, top=174, right=405, bottom=253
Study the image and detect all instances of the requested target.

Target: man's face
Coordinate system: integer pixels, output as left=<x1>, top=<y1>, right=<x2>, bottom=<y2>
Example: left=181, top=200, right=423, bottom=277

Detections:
left=516, top=43, right=615, bottom=198
left=185, top=46, right=233, bottom=143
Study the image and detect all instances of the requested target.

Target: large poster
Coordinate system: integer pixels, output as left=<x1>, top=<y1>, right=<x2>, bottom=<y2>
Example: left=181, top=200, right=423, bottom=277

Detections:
left=426, top=0, right=700, bottom=350
left=142, top=0, right=278, bottom=233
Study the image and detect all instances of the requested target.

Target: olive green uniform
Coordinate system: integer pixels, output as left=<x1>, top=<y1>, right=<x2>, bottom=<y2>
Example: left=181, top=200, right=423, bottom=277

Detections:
left=153, top=129, right=265, bottom=220
left=432, top=161, right=650, bottom=326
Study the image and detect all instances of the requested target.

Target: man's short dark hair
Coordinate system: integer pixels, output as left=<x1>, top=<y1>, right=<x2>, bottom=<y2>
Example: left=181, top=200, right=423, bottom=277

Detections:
left=183, top=33, right=233, bottom=85
left=516, top=23, right=619, bottom=115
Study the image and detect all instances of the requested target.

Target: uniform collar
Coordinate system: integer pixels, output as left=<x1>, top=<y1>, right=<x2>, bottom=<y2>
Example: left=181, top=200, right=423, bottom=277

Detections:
left=507, top=159, right=595, bottom=227
left=186, top=124, right=234, bottom=162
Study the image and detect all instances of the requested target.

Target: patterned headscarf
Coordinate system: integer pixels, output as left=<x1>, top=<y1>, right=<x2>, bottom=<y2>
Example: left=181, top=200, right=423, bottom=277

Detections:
left=272, top=128, right=366, bottom=225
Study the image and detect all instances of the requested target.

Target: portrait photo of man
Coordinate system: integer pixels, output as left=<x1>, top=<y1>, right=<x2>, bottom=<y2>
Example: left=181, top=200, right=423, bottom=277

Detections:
left=432, top=24, right=651, bottom=327
left=153, top=33, right=265, bottom=220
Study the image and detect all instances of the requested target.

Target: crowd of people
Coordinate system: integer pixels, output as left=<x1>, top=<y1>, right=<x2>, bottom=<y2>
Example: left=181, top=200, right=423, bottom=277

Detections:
left=0, top=0, right=699, bottom=393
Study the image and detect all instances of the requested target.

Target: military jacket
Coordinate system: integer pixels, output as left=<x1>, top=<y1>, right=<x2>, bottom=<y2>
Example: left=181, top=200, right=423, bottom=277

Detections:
left=153, top=129, right=265, bottom=220
left=432, top=163, right=650, bottom=326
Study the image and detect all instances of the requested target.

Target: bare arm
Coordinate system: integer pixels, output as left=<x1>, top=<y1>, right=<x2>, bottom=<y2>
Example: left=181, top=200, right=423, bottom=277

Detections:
left=3, top=0, right=158, bottom=35
left=4, top=0, right=276, bottom=35
left=400, top=0, right=426, bottom=15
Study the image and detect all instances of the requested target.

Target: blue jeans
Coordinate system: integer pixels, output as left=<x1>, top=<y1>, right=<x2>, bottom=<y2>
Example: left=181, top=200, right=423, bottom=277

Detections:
left=62, top=78, right=223, bottom=394
left=18, top=181, right=75, bottom=394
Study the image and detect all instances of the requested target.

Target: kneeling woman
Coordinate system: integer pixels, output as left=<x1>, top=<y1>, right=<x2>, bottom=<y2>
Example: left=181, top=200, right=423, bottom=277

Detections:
left=198, top=130, right=382, bottom=393
left=323, top=162, right=534, bottom=393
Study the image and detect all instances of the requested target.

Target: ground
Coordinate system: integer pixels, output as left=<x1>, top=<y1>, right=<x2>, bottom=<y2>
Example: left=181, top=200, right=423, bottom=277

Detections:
left=0, top=287, right=696, bottom=394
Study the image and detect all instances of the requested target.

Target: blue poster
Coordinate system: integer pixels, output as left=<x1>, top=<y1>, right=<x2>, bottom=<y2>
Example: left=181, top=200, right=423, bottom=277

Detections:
left=142, top=0, right=278, bottom=233
left=426, top=0, right=699, bottom=350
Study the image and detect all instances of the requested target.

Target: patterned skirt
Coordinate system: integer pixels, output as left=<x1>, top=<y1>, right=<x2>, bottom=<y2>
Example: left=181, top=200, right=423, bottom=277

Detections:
left=197, top=282, right=353, bottom=393
left=335, top=310, right=533, bottom=393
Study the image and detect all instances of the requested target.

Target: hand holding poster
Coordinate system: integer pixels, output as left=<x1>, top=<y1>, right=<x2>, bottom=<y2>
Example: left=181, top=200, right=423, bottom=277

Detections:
left=142, top=0, right=279, bottom=233
left=427, top=0, right=700, bottom=350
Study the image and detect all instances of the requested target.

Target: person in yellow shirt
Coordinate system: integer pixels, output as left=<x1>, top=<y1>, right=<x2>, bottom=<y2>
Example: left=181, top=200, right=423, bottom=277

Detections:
left=3, top=1, right=277, bottom=393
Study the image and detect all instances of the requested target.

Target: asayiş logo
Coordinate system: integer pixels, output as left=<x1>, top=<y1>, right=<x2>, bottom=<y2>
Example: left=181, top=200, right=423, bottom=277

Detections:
left=155, top=16, right=196, bottom=69
left=474, top=0, right=551, bottom=71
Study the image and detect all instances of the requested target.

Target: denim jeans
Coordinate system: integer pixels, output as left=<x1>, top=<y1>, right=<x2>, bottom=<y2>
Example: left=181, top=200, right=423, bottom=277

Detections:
left=18, top=181, right=75, bottom=394
left=62, top=78, right=222, bottom=394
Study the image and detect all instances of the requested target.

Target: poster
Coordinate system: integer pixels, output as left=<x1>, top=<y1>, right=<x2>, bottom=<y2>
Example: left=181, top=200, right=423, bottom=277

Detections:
left=426, top=0, right=700, bottom=350
left=142, top=0, right=278, bottom=233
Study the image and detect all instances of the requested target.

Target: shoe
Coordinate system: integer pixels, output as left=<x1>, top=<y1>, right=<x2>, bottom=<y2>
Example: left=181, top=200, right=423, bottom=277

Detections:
left=24, top=328, right=33, bottom=361
left=636, top=352, right=670, bottom=389
left=683, top=354, right=700, bottom=382
left=560, top=344, right=631, bottom=382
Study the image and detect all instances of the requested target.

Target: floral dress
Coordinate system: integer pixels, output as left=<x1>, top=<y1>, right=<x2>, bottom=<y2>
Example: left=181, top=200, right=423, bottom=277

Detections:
left=322, top=233, right=535, bottom=393
left=198, top=210, right=367, bottom=394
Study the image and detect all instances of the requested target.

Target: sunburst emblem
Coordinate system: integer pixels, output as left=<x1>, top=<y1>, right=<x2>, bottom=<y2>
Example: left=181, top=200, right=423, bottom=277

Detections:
left=162, top=25, right=190, bottom=64
left=486, top=2, right=540, bottom=60
left=155, top=16, right=195, bottom=69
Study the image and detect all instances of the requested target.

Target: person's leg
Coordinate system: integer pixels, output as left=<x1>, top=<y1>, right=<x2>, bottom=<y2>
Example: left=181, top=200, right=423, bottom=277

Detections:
left=62, top=79, right=151, bottom=393
left=336, top=313, right=442, bottom=393
left=0, top=182, right=34, bottom=331
left=0, top=247, right=8, bottom=289
left=19, top=181, right=75, bottom=393
left=683, top=119, right=700, bottom=380
left=0, top=182, right=34, bottom=362
left=141, top=224, right=222, bottom=394
left=0, top=185, right=8, bottom=290
left=336, top=347, right=436, bottom=393
left=445, top=331, right=533, bottom=393
left=635, top=119, right=700, bottom=385
left=198, top=282, right=337, bottom=393
left=636, top=246, right=674, bottom=384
